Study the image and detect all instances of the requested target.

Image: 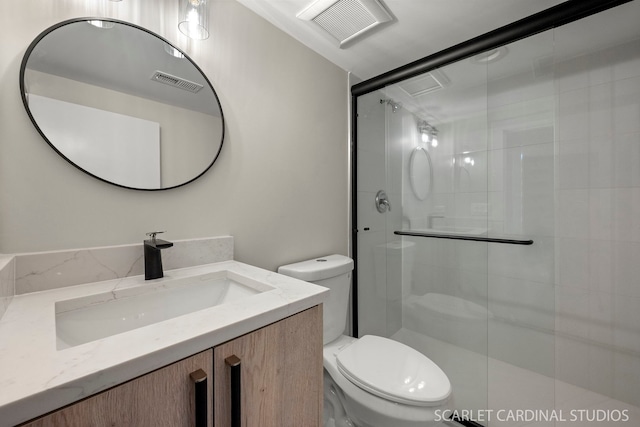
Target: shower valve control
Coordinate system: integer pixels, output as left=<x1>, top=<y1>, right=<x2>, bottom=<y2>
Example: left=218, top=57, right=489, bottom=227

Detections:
left=375, top=190, right=392, bottom=213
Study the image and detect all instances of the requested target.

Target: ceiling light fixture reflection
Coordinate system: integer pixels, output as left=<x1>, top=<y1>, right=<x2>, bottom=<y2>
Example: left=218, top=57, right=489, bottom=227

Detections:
left=417, top=120, right=438, bottom=147
left=178, top=0, right=210, bottom=40
left=88, top=20, right=115, bottom=29
left=164, top=43, right=185, bottom=59
left=472, top=46, right=508, bottom=64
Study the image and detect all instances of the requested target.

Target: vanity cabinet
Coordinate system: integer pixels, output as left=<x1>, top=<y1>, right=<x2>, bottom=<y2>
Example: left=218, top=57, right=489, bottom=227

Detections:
left=21, top=306, right=322, bottom=427
left=214, top=305, right=323, bottom=427
left=22, top=350, right=213, bottom=427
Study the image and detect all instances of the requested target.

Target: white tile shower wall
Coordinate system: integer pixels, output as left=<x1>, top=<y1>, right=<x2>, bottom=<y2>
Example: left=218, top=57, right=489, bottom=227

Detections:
left=0, top=256, right=14, bottom=319
left=14, top=236, right=233, bottom=294
left=553, top=8, right=640, bottom=407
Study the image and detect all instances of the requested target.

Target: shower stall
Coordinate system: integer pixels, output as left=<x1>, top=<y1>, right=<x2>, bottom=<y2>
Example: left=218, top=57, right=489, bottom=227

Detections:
left=352, top=0, right=640, bottom=425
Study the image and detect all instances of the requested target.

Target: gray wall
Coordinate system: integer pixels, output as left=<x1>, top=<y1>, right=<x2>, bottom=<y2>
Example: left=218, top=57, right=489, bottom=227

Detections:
left=0, top=0, right=350, bottom=271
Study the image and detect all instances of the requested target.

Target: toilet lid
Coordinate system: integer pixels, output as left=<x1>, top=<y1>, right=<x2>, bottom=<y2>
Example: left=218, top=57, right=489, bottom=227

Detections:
left=336, top=335, right=451, bottom=407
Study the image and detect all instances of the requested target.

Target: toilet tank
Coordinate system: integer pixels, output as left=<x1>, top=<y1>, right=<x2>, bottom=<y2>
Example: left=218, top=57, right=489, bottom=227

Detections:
left=278, top=255, right=354, bottom=344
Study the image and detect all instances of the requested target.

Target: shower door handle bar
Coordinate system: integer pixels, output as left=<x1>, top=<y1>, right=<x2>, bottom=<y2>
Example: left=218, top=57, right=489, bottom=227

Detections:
left=394, top=230, right=533, bottom=245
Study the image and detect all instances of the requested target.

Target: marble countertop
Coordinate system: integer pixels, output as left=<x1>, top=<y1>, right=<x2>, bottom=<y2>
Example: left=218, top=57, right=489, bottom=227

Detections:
left=0, top=260, right=328, bottom=426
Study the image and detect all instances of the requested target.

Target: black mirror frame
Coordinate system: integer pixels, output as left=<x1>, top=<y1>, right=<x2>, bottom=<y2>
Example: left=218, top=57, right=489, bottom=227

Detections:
left=19, top=17, right=225, bottom=191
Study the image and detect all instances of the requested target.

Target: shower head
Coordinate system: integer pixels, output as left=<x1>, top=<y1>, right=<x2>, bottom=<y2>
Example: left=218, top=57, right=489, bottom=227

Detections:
left=380, top=98, right=402, bottom=113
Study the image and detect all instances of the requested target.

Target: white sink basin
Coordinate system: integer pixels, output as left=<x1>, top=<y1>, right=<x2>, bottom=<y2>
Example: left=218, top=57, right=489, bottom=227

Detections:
left=55, top=270, right=274, bottom=349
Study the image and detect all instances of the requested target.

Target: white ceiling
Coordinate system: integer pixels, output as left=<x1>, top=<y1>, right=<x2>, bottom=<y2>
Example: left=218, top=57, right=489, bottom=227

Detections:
left=235, top=0, right=567, bottom=81
left=26, top=20, right=221, bottom=116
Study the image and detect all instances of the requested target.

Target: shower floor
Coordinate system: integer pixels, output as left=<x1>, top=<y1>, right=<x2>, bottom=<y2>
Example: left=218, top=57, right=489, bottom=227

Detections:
left=392, top=328, right=640, bottom=427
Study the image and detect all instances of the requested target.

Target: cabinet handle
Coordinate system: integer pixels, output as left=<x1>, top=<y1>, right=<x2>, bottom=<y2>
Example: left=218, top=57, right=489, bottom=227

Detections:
left=225, top=355, right=242, bottom=427
left=190, top=369, right=208, bottom=427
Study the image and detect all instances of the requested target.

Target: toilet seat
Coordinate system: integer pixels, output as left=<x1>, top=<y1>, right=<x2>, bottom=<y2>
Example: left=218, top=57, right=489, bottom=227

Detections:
left=336, top=335, right=451, bottom=407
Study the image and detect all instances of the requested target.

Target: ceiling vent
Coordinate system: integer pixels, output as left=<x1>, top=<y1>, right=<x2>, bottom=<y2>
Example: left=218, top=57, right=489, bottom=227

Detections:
left=150, top=71, right=203, bottom=93
left=297, top=0, right=392, bottom=48
left=398, top=69, right=451, bottom=97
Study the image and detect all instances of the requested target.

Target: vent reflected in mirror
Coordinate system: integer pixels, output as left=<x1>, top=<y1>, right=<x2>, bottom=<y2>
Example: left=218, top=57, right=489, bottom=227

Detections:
left=20, top=18, right=224, bottom=190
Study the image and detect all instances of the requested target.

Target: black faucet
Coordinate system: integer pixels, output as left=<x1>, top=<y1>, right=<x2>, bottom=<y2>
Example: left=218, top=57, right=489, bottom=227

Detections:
left=144, top=231, right=174, bottom=280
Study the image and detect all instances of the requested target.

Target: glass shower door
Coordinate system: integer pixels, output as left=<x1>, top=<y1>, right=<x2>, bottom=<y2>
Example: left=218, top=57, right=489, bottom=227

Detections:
left=355, top=57, right=492, bottom=417
left=355, top=89, right=401, bottom=339
left=354, top=2, right=640, bottom=426
left=484, top=28, right=557, bottom=423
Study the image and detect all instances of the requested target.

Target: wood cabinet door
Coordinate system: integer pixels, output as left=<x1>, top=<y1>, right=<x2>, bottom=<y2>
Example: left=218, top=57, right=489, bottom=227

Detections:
left=22, top=349, right=213, bottom=427
left=213, top=305, right=323, bottom=427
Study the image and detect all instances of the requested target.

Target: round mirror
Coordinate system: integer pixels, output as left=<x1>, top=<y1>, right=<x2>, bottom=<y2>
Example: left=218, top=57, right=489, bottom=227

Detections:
left=20, top=18, right=224, bottom=190
left=409, top=147, right=432, bottom=200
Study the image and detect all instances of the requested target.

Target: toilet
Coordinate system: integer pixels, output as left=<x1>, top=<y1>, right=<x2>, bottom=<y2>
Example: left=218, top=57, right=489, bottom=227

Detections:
left=278, top=255, right=452, bottom=427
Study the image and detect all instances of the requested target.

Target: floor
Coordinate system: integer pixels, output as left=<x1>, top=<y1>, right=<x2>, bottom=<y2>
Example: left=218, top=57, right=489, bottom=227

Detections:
left=392, top=328, right=640, bottom=427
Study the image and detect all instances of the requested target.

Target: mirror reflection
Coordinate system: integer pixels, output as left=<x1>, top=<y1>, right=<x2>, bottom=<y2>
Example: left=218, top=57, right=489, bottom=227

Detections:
left=21, top=18, right=224, bottom=190
left=409, top=146, right=432, bottom=200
